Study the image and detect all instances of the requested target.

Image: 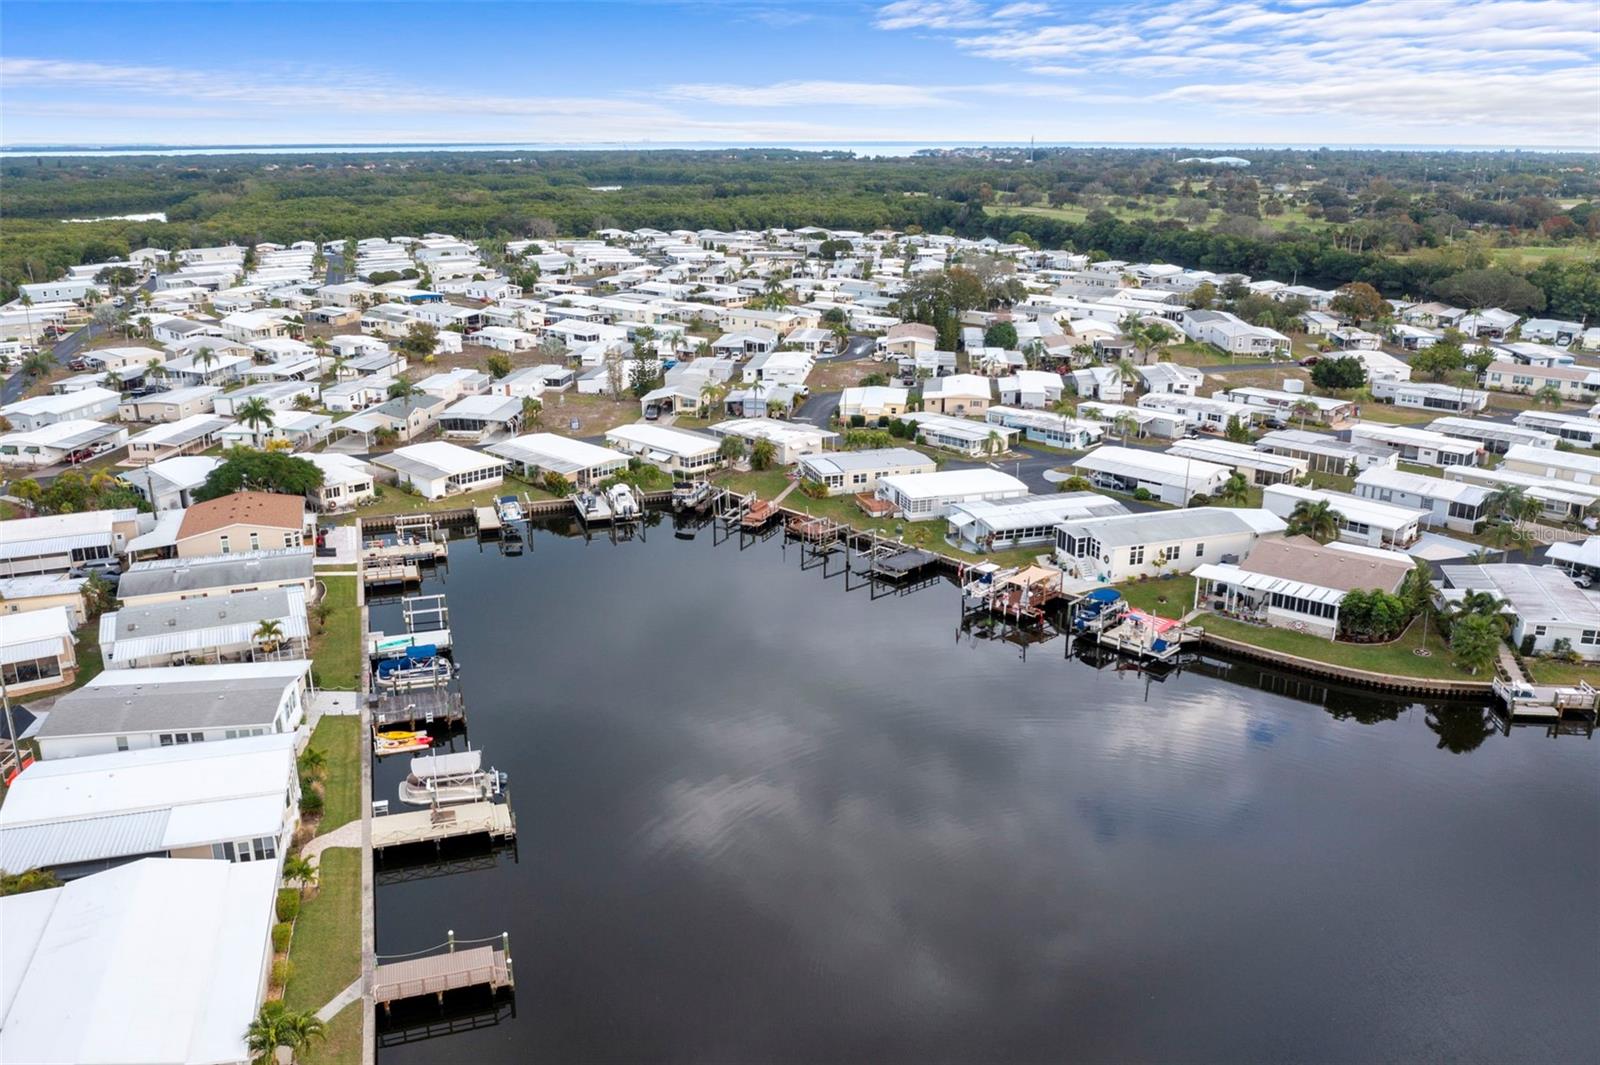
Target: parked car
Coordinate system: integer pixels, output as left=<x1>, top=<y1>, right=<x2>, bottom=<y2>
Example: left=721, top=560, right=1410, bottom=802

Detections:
left=67, top=357, right=89, bottom=371
left=643, top=403, right=661, bottom=421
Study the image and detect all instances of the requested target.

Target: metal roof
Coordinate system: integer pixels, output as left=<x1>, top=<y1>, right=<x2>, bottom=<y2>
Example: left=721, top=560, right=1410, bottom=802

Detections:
left=1193, top=562, right=1345, bottom=606
left=0, top=809, right=171, bottom=872
left=117, top=548, right=313, bottom=601
left=36, top=673, right=296, bottom=738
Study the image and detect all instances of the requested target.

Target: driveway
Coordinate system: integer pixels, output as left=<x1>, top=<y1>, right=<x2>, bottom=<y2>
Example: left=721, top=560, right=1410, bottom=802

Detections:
left=791, top=389, right=841, bottom=426
left=1, top=322, right=100, bottom=406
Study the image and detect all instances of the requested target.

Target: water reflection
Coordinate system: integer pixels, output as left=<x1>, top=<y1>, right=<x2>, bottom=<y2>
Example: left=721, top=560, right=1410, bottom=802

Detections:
left=375, top=517, right=1599, bottom=1065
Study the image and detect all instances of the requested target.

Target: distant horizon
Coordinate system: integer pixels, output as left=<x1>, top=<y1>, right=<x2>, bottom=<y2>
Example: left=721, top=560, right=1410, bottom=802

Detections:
left=5, top=139, right=1598, bottom=158
left=3, top=1, right=1595, bottom=150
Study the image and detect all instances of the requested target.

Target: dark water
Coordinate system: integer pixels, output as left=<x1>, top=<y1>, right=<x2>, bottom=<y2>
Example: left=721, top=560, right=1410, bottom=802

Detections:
left=374, top=519, right=1599, bottom=1065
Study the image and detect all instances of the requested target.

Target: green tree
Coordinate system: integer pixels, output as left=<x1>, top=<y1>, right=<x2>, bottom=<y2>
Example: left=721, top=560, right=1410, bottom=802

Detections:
left=0, top=868, right=62, bottom=896
left=1409, top=341, right=1465, bottom=382
left=484, top=352, right=512, bottom=379
left=282, top=855, right=318, bottom=895
left=1329, top=281, right=1388, bottom=322
left=1216, top=472, right=1251, bottom=505
left=750, top=437, right=778, bottom=470
left=387, top=376, right=423, bottom=416
left=1433, top=268, right=1546, bottom=313
left=236, top=397, right=276, bottom=447
left=718, top=434, right=746, bottom=461
left=244, top=1001, right=326, bottom=1065
left=1311, top=356, right=1365, bottom=391
left=520, top=395, right=543, bottom=430
left=1534, top=384, right=1564, bottom=408
left=1287, top=499, right=1341, bottom=542
left=983, top=321, right=1018, bottom=349
left=1223, top=414, right=1251, bottom=443
left=194, top=448, right=324, bottom=501
left=397, top=321, right=439, bottom=359
left=1449, top=612, right=1502, bottom=674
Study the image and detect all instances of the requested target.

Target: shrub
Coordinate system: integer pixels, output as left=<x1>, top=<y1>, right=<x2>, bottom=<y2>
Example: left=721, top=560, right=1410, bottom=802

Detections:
left=298, top=787, right=324, bottom=817
left=1132, top=486, right=1152, bottom=501
left=272, top=922, right=293, bottom=953
left=1519, top=634, right=1536, bottom=656
left=1187, top=492, right=1212, bottom=506
left=849, top=414, right=866, bottom=428
left=270, top=959, right=294, bottom=990
left=276, top=889, right=301, bottom=923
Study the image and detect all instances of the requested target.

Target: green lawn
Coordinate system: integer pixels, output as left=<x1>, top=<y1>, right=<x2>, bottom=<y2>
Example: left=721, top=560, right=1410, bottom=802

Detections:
left=70, top=624, right=104, bottom=690
left=301, top=1001, right=361, bottom=1065
left=1362, top=404, right=1449, bottom=426
left=334, top=474, right=552, bottom=524
left=1197, top=615, right=1479, bottom=680
left=712, top=468, right=1048, bottom=566
left=1524, top=659, right=1600, bottom=687
left=1115, top=575, right=1197, bottom=619
left=310, top=576, right=360, bottom=691
left=283, top=847, right=361, bottom=1014
left=305, top=715, right=361, bottom=832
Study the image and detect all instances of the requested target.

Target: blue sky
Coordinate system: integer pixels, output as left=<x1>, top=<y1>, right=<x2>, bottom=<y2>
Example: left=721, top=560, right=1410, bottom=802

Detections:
left=2, top=0, right=1597, bottom=148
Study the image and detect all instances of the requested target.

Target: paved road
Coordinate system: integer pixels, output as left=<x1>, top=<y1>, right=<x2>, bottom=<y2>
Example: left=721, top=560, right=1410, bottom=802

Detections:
left=1, top=322, right=100, bottom=406
left=325, top=251, right=345, bottom=285
left=792, top=389, right=841, bottom=426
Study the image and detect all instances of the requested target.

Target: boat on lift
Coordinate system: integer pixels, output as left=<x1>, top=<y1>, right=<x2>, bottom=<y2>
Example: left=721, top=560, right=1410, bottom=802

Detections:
left=671, top=479, right=713, bottom=511
left=495, top=494, right=525, bottom=524
left=374, top=644, right=455, bottom=691
left=398, top=749, right=507, bottom=807
left=605, top=483, right=640, bottom=521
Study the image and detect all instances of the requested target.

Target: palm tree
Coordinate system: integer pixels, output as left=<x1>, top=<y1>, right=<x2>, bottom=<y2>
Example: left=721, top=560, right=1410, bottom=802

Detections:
left=387, top=376, right=422, bottom=417
left=245, top=1001, right=326, bottom=1065
left=1534, top=384, right=1563, bottom=408
left=1216, top=471, right=1251, bottom=506
left=1286, top=499, right=1341, bottom=543
left=282, top=855, right=319, bottom=895
left=298, top=747, right=327, bottom=779
left=253, top=618, right=285, bottom=655
left=521, top=395, right=544, bottom=430
left=750, top=437, right=778, bottom=470
left=985, top=429, right=1003, bottom=456
left=1291, top=399, right=1318, bottom=428
left=18, top=292, right=34, bottom=345
left=194, top=345, right=218, bottom=381
left=21, top=351, right=53, bottom=379
left=237, top=397, right=276, bottom=448
left=1111, top=412, right=1140, bottom=443
left=1114, top=357, right=1139, bottom=387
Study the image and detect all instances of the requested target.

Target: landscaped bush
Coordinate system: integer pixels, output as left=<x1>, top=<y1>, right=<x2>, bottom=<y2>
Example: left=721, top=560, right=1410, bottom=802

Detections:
left=1132, top=487, right=1152, bottom=501
left=299, top=787, right=325, bottom=817
left=273, top=922, right=293, bottom=953
left=276, top=890, right=301, bottom=923
left=270, top=959, right=294, bottom=990
left=1519, top=634, right=1536, bottom=656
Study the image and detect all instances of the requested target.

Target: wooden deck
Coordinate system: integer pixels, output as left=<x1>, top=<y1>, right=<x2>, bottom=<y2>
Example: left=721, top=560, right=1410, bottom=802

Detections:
left=374, top=944, right=513, bottom=1007
left=364, top=562, right=421, bottom=587
left=362, top=540, right=449, bottom=565
left=372, top=689, right=466, bottom=731
left=371, top=800, right=517, bottom=852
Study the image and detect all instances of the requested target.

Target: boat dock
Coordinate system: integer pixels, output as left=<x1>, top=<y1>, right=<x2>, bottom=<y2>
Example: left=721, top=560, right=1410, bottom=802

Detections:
left=742, top=498, right=779, bottom=530
left=474, top=506, right=501, bottom=536
left=364, top=562, right=421, bottom=588
left=372, top=688, right=466, bottom=731
left=362, top=540, right=449, bottom=566
left=374, top=936, right=514, bottom=1010
left=371, top=800, right=517, bottom=853
left=1492, top=677, right=1597, bottom=736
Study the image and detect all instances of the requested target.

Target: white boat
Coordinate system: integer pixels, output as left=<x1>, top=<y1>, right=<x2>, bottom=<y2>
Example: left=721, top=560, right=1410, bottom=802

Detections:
left=671, top=479, right=713, bottom=510
left=574, top=489, right=613, bottom=524
left=495, top=494, right=525, bottom=523
left=605, top=483, right=640, bottom=521
left=398, top=750, right=506, bottom=807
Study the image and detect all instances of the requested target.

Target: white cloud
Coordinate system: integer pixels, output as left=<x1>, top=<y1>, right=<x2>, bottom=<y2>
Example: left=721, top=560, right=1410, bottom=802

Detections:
left=876, top=0, right=1600, bottom=143
left=874, top=0, right=989, bottom=30
left=661, top=80, right=952, bottom=108
left=992, top=2, right=1051, bottom=18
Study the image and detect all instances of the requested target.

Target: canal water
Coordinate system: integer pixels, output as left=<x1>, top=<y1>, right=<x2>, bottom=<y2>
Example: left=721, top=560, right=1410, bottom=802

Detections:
left=372, top=518, right=1598, bottom=1064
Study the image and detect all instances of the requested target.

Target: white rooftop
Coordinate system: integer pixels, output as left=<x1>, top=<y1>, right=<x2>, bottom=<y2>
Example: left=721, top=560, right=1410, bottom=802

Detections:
left=878, top=468, right=1029, bottom=500
left=0, top=858, right=277, bottom=1065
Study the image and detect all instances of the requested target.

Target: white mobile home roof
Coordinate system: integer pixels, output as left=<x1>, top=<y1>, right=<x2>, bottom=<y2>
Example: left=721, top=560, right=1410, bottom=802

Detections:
left=1504, top=443, right=1600, bottom=479
left=1440, top=564, right=1600, bottom=627
left=0, top=508, right=137, bottom=562
left=0, top=858, right=278, bottom=1065
left=878, top=468, right=1027, bottom=500
left=1427, top=416, right=1557, bottom=450
left=486, top=433, right=628, bottom=476
left=1348, top=422, right=1480, bottom=455
left=1262, top=483, right=1428, bottom=533
left=377, top=441, right=504, bottom=480
left=1056, top=507, right=1286, bottom=548
left=797, top=447, right=933, bottom=477
left=607, top=422, right=721, bottom=457
left=1073, top=445, right=1230, bottom=485
left=1165, top=438, right=1306, bottom=478
left=1354, top=466, right=1491, bottom=505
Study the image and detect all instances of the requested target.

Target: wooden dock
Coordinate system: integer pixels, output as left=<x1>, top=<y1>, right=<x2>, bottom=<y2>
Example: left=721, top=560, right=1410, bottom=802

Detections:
left=374, top=942, right=513, bottom=1008
left=372, top=689, right=466, bottom=731
left=371, top=800, right=517, bottom=853
left=741, top=498, right=778, bottom=530
left=474, top=506, right=501, bottom=535
left=364, top=562, right=421, bottom=587
left=362, top=540, right=449, bottom=565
